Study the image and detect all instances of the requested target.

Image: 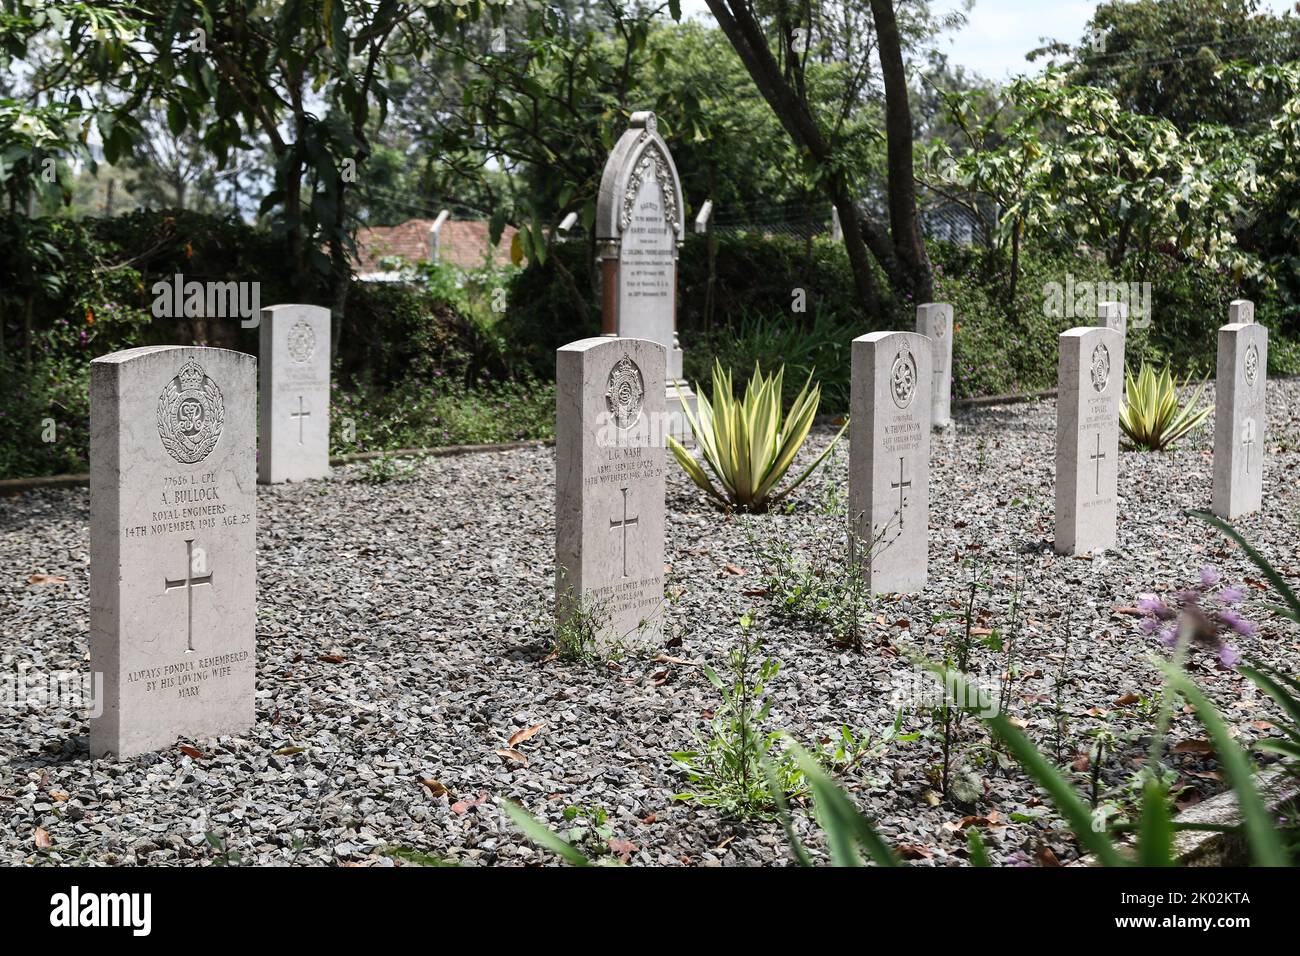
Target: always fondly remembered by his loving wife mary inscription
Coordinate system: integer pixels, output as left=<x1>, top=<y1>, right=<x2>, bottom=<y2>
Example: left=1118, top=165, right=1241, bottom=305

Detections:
left=91, top=346, right=256, bottom=759
left=1055, top=326, right=1124, bottom=556
left=556, top=336, right=666, bottom=646
left=259, top=303, right=331, bottom=483
left=849, top=331, right=933, bottom=594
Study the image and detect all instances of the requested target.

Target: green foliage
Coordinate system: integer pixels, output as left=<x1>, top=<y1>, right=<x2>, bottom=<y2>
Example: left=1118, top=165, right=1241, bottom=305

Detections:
left=1119, top=363, right=1213, bottom=451
left=669, top=361, right=844, bottom=513
left=685, top=308, right=859, bottom=413
left=356, top=456, right=418, bottom=485
left=671, top=616, right=803, bottom=819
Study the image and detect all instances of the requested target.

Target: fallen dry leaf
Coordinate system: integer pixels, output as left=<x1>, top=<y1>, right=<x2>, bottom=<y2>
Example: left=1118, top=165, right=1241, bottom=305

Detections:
left=722, top=563, right=746, bottom=576
left=49, top=791, right=69, bottom=803
left=450, top=792, right=489, bottom=814
left=179, top=745, right=203, bottom=760
left=1036, top=845, right=1062, bottom=867
left=420, top=779, right=450, bottom=798
left=641, top=812, right=657, bottom=825
left=1173, top=739, right=1214, bottom=755
left=1072, top=753, right=1090, bottom=772
left=318, top=654, right=346, bottom=664
left=495, top=748, right=529, bottom=766
left=897, top=843, right=933, bottom=860
left=34, top=827, right=52, bottom=850
left=27, top=574, right=67, bottom=585
left=1114, top=693, right=1140, bottom=707
left=507, top=723, right=545, bottom=747
left=607, top=838, right=638, bottom=863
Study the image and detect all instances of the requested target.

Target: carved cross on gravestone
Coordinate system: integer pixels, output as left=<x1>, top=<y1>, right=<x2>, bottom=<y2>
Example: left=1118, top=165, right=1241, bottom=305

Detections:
left=890, top=456, right=912, bottom=530
left=1242, top=418, right=1256, bottom=476
left=291, top=395, right=310, bottom=446
left=1090, top=433, right=1106, bottom=495
left=163, top=538, right=212, bottom=653
left=609, top=486, right=640, bottom=579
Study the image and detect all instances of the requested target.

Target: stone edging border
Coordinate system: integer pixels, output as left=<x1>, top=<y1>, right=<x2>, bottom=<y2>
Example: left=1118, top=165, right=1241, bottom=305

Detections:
left=1073, top=767, right=1299, bottom=866
left=0, top=439, right=555, bottom=494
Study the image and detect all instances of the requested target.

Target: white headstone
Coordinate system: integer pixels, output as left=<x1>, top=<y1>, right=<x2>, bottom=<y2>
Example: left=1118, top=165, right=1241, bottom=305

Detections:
left=555, top=336, right=667, bottom=646
left=596, top=111, right=695, bottom=441
left=1097, top=300, right=1128, bottom=336
left=1055, top=326, right=1123, bottom=556
left=1229, top=299, right=1255, bottom=325
left=915, top=303, right=953, bottom=429
left=258, top=304, right=331, bottom=484
left=1212, top=320, right=1268, bottom=519
left=90, top=346, right=256, bottom=759
left=849, top=331, right=932, bottom=594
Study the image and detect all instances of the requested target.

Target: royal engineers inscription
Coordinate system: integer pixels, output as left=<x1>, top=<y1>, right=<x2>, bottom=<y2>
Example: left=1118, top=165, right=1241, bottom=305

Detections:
left=259, top=303, right=331, bottom=483
left=91, top=346, right=256, bottom=759
left=556, top=336, right=666, bottom=646
left=1055, top=326, right=1123, bottom=556
left=849, top=331, right=933, bottom=594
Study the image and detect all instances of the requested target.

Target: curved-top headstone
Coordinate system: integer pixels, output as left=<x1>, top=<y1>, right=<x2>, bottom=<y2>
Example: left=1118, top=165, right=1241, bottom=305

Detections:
left=259, top=303, right=331, bottom=483
left=90, top=345, right=256, bottom=759
left=555, top=336, right=666, bottom=647
left=596, top=111, right=695, bottom=441
left=915, top=303, right=953, bottom=429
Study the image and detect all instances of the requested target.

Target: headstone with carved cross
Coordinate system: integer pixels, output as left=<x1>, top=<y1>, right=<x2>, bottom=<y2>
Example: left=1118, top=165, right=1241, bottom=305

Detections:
left=1213, top=309, right=1268, bottom=519
left=1055, top=326, right=1123, bottom=555
left=90, top=346, right=256, bottom=759
left=258, top=303, right=331, bottom=483
left=915, top=303, right=953, bottom=429
left=849, top=331, right=933, bottom=594
left=555, top=336, right=666, bottom=647
left=596, top=111, right=696, bottom=443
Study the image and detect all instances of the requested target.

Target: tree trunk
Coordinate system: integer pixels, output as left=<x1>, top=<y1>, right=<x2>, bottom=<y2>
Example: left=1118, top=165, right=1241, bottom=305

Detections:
left=869, top=0, right=933, bottom=304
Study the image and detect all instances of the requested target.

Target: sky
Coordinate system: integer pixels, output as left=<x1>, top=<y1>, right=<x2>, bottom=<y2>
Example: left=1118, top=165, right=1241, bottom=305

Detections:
left=681, top=0, right=1300, bottom=81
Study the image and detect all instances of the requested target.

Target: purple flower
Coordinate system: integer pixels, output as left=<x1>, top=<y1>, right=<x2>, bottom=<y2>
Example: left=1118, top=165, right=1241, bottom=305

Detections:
left=1218, top=609, right=1258, bottom=638
left=1140, top=616, right=1161, bottom=635
left=1159, top=625, right=1178, bottom=648
left=1200, top=566, right=1221, bottom=587
left=1218, top=586, right=1245, bottom=604
left=1218, top=644, right=1241, bottom=668
left=1137, top=594, right=1174, bottom=618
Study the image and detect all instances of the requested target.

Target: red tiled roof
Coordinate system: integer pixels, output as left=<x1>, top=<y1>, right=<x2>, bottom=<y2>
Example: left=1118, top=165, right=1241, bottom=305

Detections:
left=353, top=218, right=517, bottom=272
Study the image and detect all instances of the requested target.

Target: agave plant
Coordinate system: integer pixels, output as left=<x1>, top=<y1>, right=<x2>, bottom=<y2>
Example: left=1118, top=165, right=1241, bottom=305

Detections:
left=668, top=360, right=845, bottom=513
left=1119, top=362, right=1212, bottom=451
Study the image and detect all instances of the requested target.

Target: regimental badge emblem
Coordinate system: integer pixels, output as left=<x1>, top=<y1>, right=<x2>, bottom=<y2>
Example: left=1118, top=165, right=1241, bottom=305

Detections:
left=287, top=319, right=316, bottom=364
left=1091, top=343, right=1111, bottom=393
left=157, top=359, right=225, bottom=464
left=605, top=355, right=645, bottom=429
left=933, top=309, right=948, bottom=338
left=1244, top=342, right=1260, bottom=387
left=890, top=349, right=917, bottom=409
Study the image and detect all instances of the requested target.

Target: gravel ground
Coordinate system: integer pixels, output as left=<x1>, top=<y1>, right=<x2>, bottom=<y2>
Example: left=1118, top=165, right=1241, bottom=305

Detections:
left=2, top=380, right=1299, bottom=867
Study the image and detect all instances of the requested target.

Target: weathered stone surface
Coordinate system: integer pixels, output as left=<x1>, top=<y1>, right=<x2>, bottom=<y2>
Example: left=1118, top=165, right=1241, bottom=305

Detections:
left=1055, top=326, right=1123, bottom=556
left=90, top=346, right=256, bottom=759
left=1229, top=299, right=1255, bottom=324
left=555, top=336, right=666, bottom=646
left=1212, top=320, right=1268, bottom=519
left=596, top=111, right=695, bottom=441
left=849, top=331, right=932, bottom=594
left=915, top=303, right=953, bottom=429
left=258, top=304, right=330, bottom=483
